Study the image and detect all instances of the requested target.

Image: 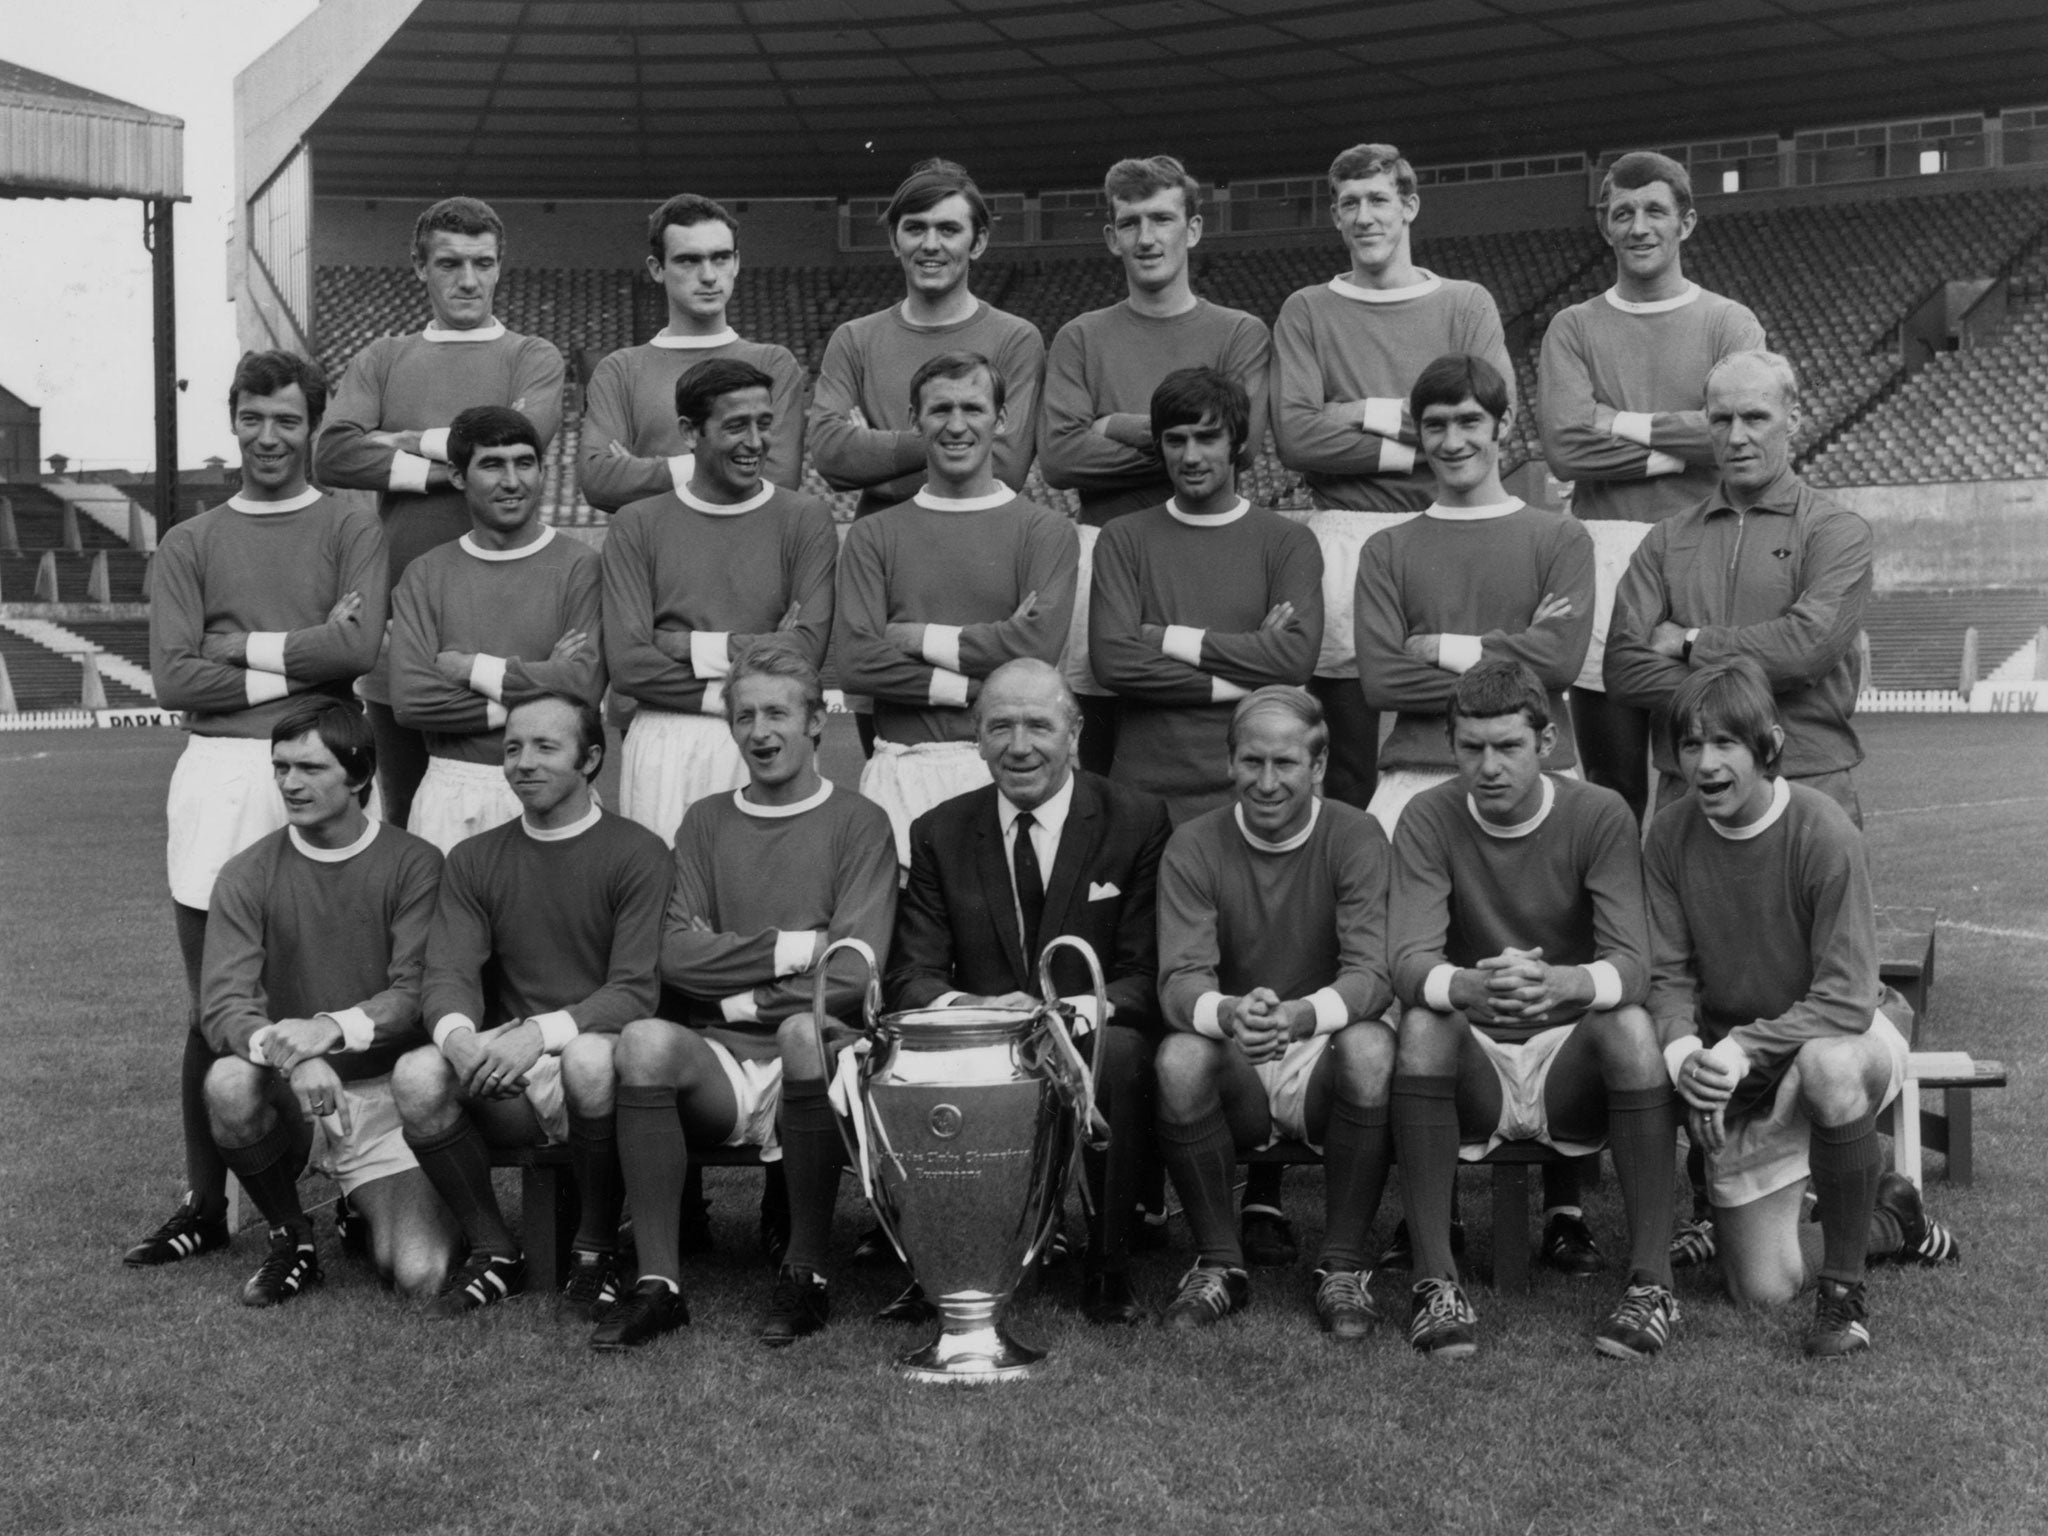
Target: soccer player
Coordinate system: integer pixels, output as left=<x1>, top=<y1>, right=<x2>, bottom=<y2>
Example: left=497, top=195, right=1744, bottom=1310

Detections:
left=199, top=700, right=455, bottom=1305
left=1089, top=366, right=1323, bottom=822
left=809, top=158, right=1045, bottom=518
left=1540, top=151, right=1766, bottom=821
left=888, top=658, right=1173, bottom=1326
left=595, top=642, right=898, bottom=1351
left=602, top=358, right=838, bottom=846
left=1648, top=658, right=1957, bottom=1357
left=1605, top=349, right=1873, bottom=825
left=1153, top=687, right=1395, bottom=1337
left=393, top=693, right=671, bottom=1318
left=129, top=350, right=387, bottom=1270
left=578, top=194, right=808, bottom=511
left=389, top=406, right=604, bottom=852
left=1272, top=143, right=1515, bottom=813
left=1388, top=660, right=1678, bottom=1360
left=833, top=352, right=1078, bottom=864
left=315, top=196, right=566, bottom=827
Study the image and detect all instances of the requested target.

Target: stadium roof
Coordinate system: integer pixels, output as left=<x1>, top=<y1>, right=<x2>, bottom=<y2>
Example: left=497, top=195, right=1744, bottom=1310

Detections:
left=0, top=60, right=183, bottom=201
left=294, top=0, right=2048, bottom=200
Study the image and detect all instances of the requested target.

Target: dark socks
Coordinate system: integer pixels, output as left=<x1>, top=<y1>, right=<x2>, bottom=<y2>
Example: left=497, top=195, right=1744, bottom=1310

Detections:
left=1392, top=1074, right=1461, bottom=1279
left=1810, top=1113, right=1882, bottom=1284
left=217, top=1117, right=310, bottom=1238
left=1317, top=1098, right=1392, bottom=1273
left=616, top=1084, right=686, bottom=1283
left=1607, top=1086, right=1678, bottom=1287
left=1159, top=1109, right=1242, bottom=1268
left=778, top=1077, right=841, bottom=1275
left=1241, top=1157, right=1284, bottom=1216
left=180, top=1028, right=230, bottom=1218
left=405, top=1115, right=517, bottom=1258
left=568, top=1110, right=622, bottom=1256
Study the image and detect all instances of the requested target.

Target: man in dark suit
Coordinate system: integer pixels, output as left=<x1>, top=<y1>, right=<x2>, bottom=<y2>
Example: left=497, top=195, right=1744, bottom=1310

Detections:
left=889, top=657, right=1172, bottom=1325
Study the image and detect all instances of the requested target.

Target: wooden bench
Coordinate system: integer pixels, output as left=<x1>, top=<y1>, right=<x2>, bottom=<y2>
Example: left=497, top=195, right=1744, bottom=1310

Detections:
left=1874, top=908, right=2008, bottom=1187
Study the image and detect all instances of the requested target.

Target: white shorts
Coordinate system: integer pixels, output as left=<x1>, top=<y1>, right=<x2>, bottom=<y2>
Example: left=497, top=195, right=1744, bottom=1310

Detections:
left=306, top=1073, right=420, bottom=1195
left=1254, top=1033, right=1333, bottom=1150
left=1301, top=509, right=1416, bottom=680
left=861, top=738, right=992, bottom=866
left=166, top=735, right=289, bottom=908
left=1457, top=1022, right=1607, bottom=1162
left=408, top=756, right=522, bottom=854
left=619, top=707, right=748, bottom=848
left=1707, top=1010, right=1909, bottom=1209
left=1062, top=521, right=1111, bottom=698
left=704, top=1037, right=785, bottom=1159
left=1574, top=519, right=1655, bottom=693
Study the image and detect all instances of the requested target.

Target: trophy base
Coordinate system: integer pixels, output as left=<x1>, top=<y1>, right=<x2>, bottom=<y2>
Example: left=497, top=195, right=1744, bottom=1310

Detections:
left=897, top=1322, right=1044, bottom=1384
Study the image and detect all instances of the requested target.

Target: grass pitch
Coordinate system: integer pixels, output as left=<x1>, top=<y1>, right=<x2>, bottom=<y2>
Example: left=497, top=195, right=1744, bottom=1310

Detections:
left=2, top=717, right=2044, bottom=1536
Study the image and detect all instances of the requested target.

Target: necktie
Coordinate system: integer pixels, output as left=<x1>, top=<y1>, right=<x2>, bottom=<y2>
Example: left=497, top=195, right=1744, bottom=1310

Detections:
left=1013, top=810, right=1046, bottom=953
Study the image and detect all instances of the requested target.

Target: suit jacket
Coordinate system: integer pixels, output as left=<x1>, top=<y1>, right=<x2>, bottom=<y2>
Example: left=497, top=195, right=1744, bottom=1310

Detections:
left=889, top=770, right=1172, bottom=1034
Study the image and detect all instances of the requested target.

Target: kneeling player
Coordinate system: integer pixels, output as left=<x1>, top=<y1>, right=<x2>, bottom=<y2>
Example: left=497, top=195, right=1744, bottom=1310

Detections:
left=1154, top=687, right=1396, bottom=1336
left=200, top=700, right=456, bottom=1303
left=394, top=693, right=672, bottom=1317
left=1389, top=661, right=1677, bottom=1360
left=597, top=643, right=897, bottom=1350
left=1649, top=658, right=1958, bottom=1358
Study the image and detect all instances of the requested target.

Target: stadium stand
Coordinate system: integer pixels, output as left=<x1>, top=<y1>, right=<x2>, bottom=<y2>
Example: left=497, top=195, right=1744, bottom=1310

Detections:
left=0, top=624, right=150, bottom=712
left=1862, top=589, right=2048, bottom=691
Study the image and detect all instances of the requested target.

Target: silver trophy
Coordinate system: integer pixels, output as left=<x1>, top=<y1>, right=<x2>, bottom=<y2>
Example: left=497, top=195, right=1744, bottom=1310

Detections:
left=809, top=935, right=1109, bottom=1383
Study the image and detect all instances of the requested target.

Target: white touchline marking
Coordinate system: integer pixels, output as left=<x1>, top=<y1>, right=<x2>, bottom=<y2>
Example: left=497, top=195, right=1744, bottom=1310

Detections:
left=1873, top=797, right=2048, bottom=817
left=1943, top=920, right=2048, bottom=944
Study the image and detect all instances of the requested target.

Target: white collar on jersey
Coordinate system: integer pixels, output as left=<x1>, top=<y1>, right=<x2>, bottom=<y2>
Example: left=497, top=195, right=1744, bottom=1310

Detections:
left=522, top=800, right=602, bottom=841
left=913, top=483, right=1014, bottom=512
left=288, top=818, right=380, bottom=863
left=228, top=487, right=322, bottom=515
left=459, top=524, right=556, bottom=561
left=651, top=328, right=739, bottom=349
left=1328, top=270, right=1442, bottom=304
left=1603, top=283, right=1700, bottom=315
left=1235, top=797, right=1321, bottom=854
left=1423, top=497, right=1523, bottom=522
left=1706, top=775, right=1791, bottom=841
left=734, top=778, right=834, bottom=819
left=1469, top=774, right=1556, bottom=839
left=1167, top=495, right=1250, bottom=527
left=678, top=482, right=774, bottom=516
left=422, top=319, right=507, bottom=342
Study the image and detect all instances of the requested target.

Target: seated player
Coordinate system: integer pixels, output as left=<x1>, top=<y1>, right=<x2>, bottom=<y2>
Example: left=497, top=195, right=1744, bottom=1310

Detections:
left=393, top=693, right=671, bottom=1318
left=1153, top=687, right=1396, bottom=1337
left=596, top=642, right=898, bottom=1351
left=200, top=700, right=456, bottom=1304
left=1388, top=660, right=1678, bottom=1361
left=1649, top=658, right=1959, bottom=1358
left=888, top=658, right=1173, bottom=1327
left=1089, top=365, right=1324, bottom=823
left=601, top=358, right=838, bottom=846
left=833, top=352, right=1078, bottom=863
left=390, top=405, right=604, bottom=852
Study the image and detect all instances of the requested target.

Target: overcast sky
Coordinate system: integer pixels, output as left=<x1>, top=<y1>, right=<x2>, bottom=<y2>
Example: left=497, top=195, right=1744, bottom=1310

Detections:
left=0, top=0, right=318, bottom=471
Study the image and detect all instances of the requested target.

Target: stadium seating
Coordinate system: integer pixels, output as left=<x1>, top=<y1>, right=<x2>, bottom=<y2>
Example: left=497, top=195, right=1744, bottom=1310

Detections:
left=0, top=626, right=150, bottom=712
left=1860, top=588, right=2048, bottom=690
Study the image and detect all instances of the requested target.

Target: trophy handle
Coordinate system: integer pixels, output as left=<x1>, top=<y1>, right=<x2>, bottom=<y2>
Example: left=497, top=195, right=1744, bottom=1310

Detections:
left=1035, top=936, right=1111, bottom=1151
left=809, top=936, right=884, bottom=1183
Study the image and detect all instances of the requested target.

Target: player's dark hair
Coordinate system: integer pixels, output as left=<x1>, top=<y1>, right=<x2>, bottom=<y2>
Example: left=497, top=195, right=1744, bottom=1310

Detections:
left=1104, top=155, right=1201, bottom=218
left=1667, top=656, right=1783, bottom=774
left=412, top=196, right=505, bottom=262
left=1409, top=352, right=1511, bottom=429
left=1446, top=659, right=1551, bottom=735
left=1327, top=142, right=1417, bottom=200
left=1150, top=366, right=1252, bottom=470
left=908, top=351, right=1004, bottom=417
left=447, top=406, right=541, bottom=474
left=1598, top=151, right=1694, bottom=219
left=647, top=193, right=739, bottom=263
left=271, top=698, right=377, bottom=807
left=674, top=359, right=776, bottom=430
left=725, top=636, right=826, bottom=729
left=883, top=157, right=990, bottom=239
left=228, top=351, right=329, bottom=432
left=1227, top=685, right=1329, bottom=762
left=508, top=691, right=607, bottom=782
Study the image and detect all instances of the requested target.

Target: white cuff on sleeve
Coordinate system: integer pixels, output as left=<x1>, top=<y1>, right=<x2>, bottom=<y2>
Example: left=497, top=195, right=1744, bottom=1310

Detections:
left=418, top=428, right=451, bottom=463
left=668, top=453, right=695, bottom=494
left=532, top=1010, right=578, bottom=1054
left=321, top=1007, right=378, bottom=1053
left=469, top=653, right=508, bottom=702
left=388, top=451, right=434, bottom=494
left=720, top=991, right=761, bottom=1025
left=1437, top=634, right=1483, bottom=675
left=1210, top=676, right=1249, bottom=703
left=1059, top=994, right=1100, bottom=1037
left=244, top=632, right=289, bottom=676
left=244, top=670, right=291, bottom=706
left=698, top=681, right=725, bottom=717
left=773, top=929, right=818, bottom=977
left=1611, top=411, right=1655, bottom=447
left=928, top=669, right=970, bottom=708
left=1423, top=964, right=1457, bottom=1014
left=1645, top=449, right=1686, bottom=477
left=1361, top=397, right=1406, bottom=439
left=1307, top=988, right=1349, bottom=1036
left=920, top=625, right=964, bottom=674
left=484, top=701, right=508, bottom=729
left=1707, top=1035, right=1752, bottom=1083
left=1192, top=991, right=1228, bottom=1040
left=689, top=631, right=733, bottom=679
left=1662, top=1034, right=1704, bottom=1089
left=433, top=1015, right=478, bottom=1053
left=1161, top=625, right=1206, bottom=666
left=248, top=1025, right=276, bottom=1065
left=1585, top=961, right=1624, bottom=1012
left=1380, top=441, right=1417, bottom=476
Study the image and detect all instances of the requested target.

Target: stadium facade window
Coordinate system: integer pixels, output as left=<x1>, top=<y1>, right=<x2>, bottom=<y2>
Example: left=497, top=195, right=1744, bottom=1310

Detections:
left=1921, top=149, right=1946, bottom=175
left=1722, top=168, right=1741, bottom=193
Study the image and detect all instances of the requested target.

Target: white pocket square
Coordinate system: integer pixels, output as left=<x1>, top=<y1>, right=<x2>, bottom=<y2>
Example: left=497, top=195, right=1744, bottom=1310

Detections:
left=1088, top=881, right=1120, bottom=901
